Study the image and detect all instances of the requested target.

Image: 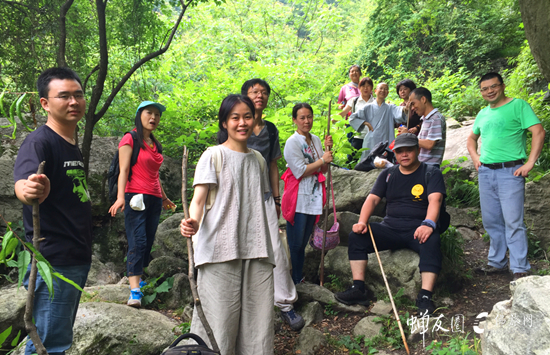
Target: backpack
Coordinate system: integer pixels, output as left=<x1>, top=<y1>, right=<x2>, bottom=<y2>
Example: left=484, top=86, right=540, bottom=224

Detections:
left=107, top=131, right=163, bottom=204
left=264, top=120, right=278, bottom=160
left=386, top=164, right=450, bottom=234
left=161, top=333, right=220, bottom=355
left=205, top=145, right=266, bottom=210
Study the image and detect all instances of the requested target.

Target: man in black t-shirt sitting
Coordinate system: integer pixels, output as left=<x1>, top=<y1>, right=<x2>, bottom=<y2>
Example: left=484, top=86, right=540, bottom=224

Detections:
left=335, top=133, right=446, bottom=315
left=13, top=68, right=92, bottom=355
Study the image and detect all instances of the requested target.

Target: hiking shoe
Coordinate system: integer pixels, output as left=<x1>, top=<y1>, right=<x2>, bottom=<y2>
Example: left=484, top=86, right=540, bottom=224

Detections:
left=334, top=285, right=372, bottom=306
left=139, top=279, right=147, bottom=288
left=281, top=310, right=305, bottom=331
left=513, top=272, right=529, bottom=281
left=416, top=294, right=436, bottom=316
left=476, top=264, right=508, bottom=274
left=127, top=289, right=143, bottom=308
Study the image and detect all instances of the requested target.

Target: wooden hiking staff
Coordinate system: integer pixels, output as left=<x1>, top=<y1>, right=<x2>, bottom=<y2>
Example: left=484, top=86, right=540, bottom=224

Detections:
left=368, top=223, right=410, bottom=355
left=181, top=146, right=220, bottom=353
left=319, top=100, right=332, bottom=287
left=24, top=161, right=48, bottom=355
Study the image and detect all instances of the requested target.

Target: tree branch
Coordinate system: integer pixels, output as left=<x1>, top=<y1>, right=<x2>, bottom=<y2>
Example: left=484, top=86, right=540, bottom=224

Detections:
left=83, top=65, right=99, bottom=92
left=93, top=1, right=189, bottom=123
left=56, top=0, right=74, bottom=67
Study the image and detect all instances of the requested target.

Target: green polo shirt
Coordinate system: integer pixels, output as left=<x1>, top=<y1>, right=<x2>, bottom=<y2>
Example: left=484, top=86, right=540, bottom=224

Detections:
left=473, top=98, right=540, bottom=164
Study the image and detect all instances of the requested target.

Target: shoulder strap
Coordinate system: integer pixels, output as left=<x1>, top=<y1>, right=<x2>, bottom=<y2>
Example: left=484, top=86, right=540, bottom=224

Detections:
left=264, top=120, right=277, bottom=161
left=125, top=131, right=140, bottom=182
left=385, top=164, right=400, bottom=183
left=352, top=96, right=358, bottom=113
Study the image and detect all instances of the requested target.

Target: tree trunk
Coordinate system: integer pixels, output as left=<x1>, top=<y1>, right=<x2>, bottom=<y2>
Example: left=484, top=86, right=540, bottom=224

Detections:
left=519, top=0, right=550, bottom=82
left=56, top=0, right=74, bottom=67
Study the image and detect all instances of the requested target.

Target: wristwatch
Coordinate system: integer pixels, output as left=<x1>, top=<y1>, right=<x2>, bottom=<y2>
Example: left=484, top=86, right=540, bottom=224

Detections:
left=421, top=219, right=436, bottom=230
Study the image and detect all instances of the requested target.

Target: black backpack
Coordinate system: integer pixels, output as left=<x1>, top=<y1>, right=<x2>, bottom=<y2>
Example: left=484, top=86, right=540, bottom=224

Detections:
left=387, top=164, right=450, bottom=234
left=161, top=333, right=220, bottom=355
left=264, top=120, right=278, bottom=158
left=107, top=131, right=162, bottom=204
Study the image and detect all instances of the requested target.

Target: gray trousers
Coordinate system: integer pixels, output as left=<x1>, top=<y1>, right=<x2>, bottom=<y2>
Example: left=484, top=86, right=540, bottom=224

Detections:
left=266, top=197, right=298, bottom=312
left=191, top=259, right=275, bottom=355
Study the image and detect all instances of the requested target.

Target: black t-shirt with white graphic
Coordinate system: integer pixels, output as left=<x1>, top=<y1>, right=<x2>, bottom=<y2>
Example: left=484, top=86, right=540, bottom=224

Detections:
left=13, top=125, right=92, bottom=266
left=370, top=163, right=446, bottom=229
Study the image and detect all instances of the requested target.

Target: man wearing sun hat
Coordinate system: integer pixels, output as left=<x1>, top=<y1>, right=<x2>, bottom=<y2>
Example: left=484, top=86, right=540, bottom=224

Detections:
left=335, top=133, right=446, bottom=316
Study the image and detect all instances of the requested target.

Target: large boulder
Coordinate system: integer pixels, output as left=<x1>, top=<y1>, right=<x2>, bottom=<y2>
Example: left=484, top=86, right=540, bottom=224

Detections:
left=295, top=283, right=367, bottom=313
left=159, top=273, right=193, bottom=309
left=294, top=326, right=326, bottom=355
left=147, top=256, right=187, bottom=280
left=91, top=213, right=127, bottom=273
left=152, top=214, right=188, bottom=260
left=353, top=316, right=383, bottom=339
left=327, top=212, right=383, bottom=246
left=442, top=124, right=474, bottom=163
left=0, top=285, right=27, bottom=353
left=482, top=275, right=550, bottom=354
left=85, top=255, right=120, bottom=287
left=519, top=0, right=550, bottom=82
left=0, top=143, right=22, bottom=230
left=81, top=284, right=130, bottom=304
left=11, top=302, right=179, bottom=355
left=331, top=167, right=384, bottom=215
left=524, top=174, right=550, bottom=249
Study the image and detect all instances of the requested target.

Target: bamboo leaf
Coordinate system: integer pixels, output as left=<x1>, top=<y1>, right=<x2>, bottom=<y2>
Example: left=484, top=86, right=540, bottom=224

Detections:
left=16, top=93, right=33, bottom=132
left=0, top=326, right=12, bottom=347
left=17, top=250, right=31, bottom=288
left=37, top=261, right=54, bottom=297
left=10, top=330, right=21, bottom=347
left=0, top=90, right=7, bottom=118
left=51, top=272, right=86, bottom=294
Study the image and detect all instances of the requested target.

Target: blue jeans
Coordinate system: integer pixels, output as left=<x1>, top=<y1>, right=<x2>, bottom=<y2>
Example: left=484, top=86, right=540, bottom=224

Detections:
left=23, top=263, right=90, bottom=355
left=124, top=193, right=162, bottom=276
left=478, top=165, right=530, bottom=273
left=286, top=213, right=317, bottom=284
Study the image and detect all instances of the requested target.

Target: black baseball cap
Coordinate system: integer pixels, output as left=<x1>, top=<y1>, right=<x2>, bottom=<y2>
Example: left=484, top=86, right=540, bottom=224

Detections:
left=393, top=133, right=418, bottom=150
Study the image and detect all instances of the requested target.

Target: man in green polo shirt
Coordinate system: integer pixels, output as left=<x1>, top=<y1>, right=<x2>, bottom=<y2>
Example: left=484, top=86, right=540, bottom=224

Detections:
left=467, top=72, right=545, bottom=281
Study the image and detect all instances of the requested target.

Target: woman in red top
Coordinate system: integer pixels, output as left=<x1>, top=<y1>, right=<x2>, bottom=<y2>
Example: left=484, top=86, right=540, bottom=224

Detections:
left=108, top=101, right=176, bottom=308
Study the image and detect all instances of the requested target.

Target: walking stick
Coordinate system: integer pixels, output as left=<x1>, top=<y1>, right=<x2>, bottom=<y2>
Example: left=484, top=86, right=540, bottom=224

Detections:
left=368, top=223, right=410, bottom=355
left=24, top=162, right=48, bottom=355
left=319, top=100, right=332, bottom=286
left=181, top=146, right=220, bottom=353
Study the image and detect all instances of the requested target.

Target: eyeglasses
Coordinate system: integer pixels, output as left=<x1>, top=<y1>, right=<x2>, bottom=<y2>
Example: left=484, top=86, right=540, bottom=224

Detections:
left=248, top=90, right=269, bottom=98
left=48, top=93, right=85, bottom=101
left=480, top=83, right=502, bottom=93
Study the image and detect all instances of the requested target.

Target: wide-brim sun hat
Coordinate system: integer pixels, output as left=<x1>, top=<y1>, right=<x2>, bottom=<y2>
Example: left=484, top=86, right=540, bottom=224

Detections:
left=135, top=101, right=166, bottom=116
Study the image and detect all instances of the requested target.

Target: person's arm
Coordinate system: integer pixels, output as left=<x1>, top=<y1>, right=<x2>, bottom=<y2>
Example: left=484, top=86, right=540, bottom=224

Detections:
left=352, top=194, right=382, bottom=234
left=14, top=174, right=51, bottom=205
left=180, top=184, right=209, bottom=238
left=466, top=131, right=481, bottom=171
left=349, top=106, right=370, bottom=133
left=269, top=159, right=281, bottom=217
left=514, top=123, right=546, bottom=177
left=418, top=139, right=436, bottom=150
left=284, top=136, right=333, bottom=179
left=414, top=192, right=443, bottom=244
left=339, top=104, right=352, bottom=118
left=159, top=179, right=177, bottom=210
left=108, top=144, right=132, bottom=216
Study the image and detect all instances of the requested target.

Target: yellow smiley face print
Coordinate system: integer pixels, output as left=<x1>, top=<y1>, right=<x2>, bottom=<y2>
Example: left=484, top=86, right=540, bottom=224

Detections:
left=411, top=184, right=424, bottom=199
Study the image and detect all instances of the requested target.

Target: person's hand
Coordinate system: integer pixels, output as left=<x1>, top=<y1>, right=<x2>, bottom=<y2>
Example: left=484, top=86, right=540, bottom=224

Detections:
left=471, top=156, right=482, bottom=171
left=163, top=198, right=177, bottom=212
left=408, top=127, right=418, bottom=135
left=338, top=104, right=345, bottom=110
left=397, top=126, right=408, bottom=135
left=514, top=162, right=534, bottom=177
left=352, top=222, right=368, bottom=234
left=363, top=122, right=374, bottom=131
left=180, top=218, right=199, bottom=238
left=21, top=174, right=51, bottom=204
left=414, top=225, right=433, bottom=244
left=324, top=135, right=333, bottom=149
left=108, top=198, right=125, bottom=217
left=276, top=205, right=281, bottom=219
left=322, top=151, right=333, bottom=164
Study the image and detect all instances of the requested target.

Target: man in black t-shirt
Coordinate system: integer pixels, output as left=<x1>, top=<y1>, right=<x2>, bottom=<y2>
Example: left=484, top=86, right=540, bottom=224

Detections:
left=13, top=67, right=92, bottom=355
left=334, top=133, right=446, bottom=315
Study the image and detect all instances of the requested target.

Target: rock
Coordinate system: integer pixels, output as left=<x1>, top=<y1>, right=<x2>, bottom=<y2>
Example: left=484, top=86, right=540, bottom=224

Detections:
left=147, top=256, right=187, bottom=279
left=82, top=284, right=130, bottom=304
left=442, top=125, right=474, bottom=163
left=520, top=0, right=550, bottom=82
left=327, top=212, right=383, bottom=246
left=152, top=225, right=188, bottom=260
left=69, top=302, right=177, bottom=355
left=0, top=285, right=27, bottom=352
left=482, top=276, right=550, bottom=354
left=331, top=167, right=385, bottom=215
left=370, top=300, right=392, bottom=315
left=91, top=213, right=127, bottom=273
left=457, top=227, right=478, bottom=241
left=324, top=246, right=352, bottom=288
left=156, top=213, right=185, bottom=234
left=182, top=304, right=194, bottom=322
left=85, top=255, right=120, bottom=287
left=294, top=327, right=326, bottom=355
left=353, top=316, right=383, bottom=339
left=298, top=301, right=324, bottom=327
left=363, top=249, right=421, bottom=302
left=446, top=207, right=480, bottom=229
left=160, top=273, right=193, bottom=309
left=525, top=174, right=550, bottom=249
left=446, top=117, right=462, bottom=129
left=295, top=283, right=367, bottom=313
left=0, top=143, right=24, bottom=229
left=302, top=243, right=322, bottom=283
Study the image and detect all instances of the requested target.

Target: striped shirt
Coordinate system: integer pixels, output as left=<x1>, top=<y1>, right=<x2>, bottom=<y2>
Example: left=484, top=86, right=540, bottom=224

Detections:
left=418, top=108, right=446, bottom=165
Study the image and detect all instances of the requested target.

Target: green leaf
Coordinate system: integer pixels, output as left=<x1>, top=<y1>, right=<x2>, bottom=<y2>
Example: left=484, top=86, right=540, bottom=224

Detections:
left=155, top=276, right=174, bottom=294
left=142, top=293, right=157, bottom=305
left=11, top=329, right=21, bottom=347
left=37, top=261, right=54, bottom=297
left=16, top=93, right=33, bottom=132
left=4, top=238, right=19, bottom=262
left=7, top=260, right=18, bottom=267
left=0, top=326, right=12, bottom=347
left=17, top=250, right=31, bottom=288
left=0, top=90, right=7, bottom=118
left=442, top=167, right=451, bottom=174
left=51, top=272, right=85, bottom=293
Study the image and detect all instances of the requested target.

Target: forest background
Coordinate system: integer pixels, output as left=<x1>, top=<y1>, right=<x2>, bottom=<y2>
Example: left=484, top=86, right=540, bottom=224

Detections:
left=1, top=0, right=549, bottom=174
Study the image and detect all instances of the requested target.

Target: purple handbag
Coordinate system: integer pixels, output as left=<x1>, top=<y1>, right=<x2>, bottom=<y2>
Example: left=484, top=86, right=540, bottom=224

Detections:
left=310, top=172, right=339, bottom=250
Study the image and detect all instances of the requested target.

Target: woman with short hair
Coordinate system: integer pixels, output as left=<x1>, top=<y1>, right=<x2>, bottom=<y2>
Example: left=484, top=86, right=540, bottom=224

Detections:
left=396, top=79, right=422, bottom=135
